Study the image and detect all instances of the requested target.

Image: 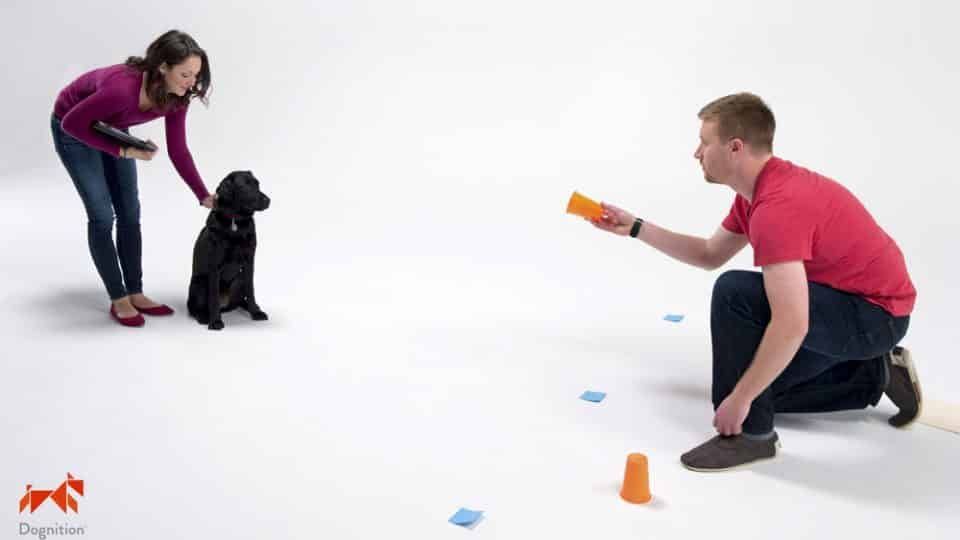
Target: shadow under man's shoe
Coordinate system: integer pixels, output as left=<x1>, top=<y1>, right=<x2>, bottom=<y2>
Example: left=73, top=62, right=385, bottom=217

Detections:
left=680, top=433, right=780, bottom=472
left=884, top=346, right=922, bottom=428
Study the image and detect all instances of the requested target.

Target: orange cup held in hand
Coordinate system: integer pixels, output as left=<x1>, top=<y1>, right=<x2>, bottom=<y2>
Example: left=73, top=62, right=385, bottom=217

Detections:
left=566, top=191, right=604, bottom=220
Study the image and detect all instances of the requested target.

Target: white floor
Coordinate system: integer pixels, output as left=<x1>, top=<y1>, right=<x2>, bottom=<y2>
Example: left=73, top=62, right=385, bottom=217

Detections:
left=4, top=1, right=960, bottom=537
left=2, top=164, right=957, bottom=539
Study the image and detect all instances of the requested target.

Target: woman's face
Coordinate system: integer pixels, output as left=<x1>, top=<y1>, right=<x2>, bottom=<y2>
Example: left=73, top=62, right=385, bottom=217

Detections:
left=161, top=55, right=202, bottom=96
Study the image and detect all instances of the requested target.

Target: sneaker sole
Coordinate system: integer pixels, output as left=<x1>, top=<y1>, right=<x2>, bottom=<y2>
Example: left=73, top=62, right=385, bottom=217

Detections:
left=680, top=440, right=781, bottom=473
left=890, top=347, right=923, bottom=428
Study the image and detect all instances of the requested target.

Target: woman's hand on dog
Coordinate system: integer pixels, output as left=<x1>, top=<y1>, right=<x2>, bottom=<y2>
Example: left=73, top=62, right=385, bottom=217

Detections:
left=201, top=194, right=216, bottom=209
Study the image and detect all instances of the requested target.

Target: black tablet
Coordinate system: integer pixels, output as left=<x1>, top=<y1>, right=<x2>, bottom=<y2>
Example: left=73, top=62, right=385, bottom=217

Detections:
left=92, top=121, right=158, bottom=152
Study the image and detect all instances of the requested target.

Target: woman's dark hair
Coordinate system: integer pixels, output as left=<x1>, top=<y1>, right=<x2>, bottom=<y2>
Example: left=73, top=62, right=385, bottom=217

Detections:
left=125, top=30, right=211, bottom=111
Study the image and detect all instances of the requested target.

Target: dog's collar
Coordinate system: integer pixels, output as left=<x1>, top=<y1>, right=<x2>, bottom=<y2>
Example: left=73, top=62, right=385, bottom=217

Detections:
left=216, top=211, right=243, bottom=232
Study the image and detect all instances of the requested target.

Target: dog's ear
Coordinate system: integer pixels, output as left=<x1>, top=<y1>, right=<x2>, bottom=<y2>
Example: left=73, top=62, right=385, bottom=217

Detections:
left=215, top=173, right=240, bottom=209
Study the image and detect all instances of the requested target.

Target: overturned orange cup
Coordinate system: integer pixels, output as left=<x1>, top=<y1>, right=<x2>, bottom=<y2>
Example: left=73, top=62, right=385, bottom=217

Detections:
left=566, top=191, right=603, bottom=220
left=620, top=453, right=652, bottom=504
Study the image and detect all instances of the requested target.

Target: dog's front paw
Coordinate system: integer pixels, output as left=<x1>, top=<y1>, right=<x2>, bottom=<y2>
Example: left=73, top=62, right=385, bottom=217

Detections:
left=208, top=320, right=224, bottom=331
left=251, top=310, right=269, bottom=321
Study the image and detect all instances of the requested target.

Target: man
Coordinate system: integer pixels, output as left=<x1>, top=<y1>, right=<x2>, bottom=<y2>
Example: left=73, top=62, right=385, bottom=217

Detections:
left=591, top=93, right=920, bottom=471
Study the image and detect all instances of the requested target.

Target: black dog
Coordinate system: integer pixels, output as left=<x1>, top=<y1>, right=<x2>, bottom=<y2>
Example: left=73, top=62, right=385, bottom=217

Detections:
left=187, top=170, right=270, bottom=330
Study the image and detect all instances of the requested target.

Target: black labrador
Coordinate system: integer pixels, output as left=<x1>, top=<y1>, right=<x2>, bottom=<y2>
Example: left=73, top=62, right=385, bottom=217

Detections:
left=187, top=170, right=270, bottom=330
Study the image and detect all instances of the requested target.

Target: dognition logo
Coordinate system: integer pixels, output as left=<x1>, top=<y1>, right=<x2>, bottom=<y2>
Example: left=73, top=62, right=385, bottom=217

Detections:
left=19, top=473, right=84, bottom=514
left=18, top=473, right=87, bottom=539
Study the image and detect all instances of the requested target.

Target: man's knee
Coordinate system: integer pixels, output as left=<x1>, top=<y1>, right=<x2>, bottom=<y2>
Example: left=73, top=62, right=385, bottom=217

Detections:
left=712, top=270, right=769, bottom=322
left=712, top=270, right=762, bottom=301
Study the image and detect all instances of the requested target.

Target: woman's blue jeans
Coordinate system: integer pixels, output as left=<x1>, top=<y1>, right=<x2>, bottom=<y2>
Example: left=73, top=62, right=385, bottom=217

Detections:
left=52, top=114, right=142, bottom=300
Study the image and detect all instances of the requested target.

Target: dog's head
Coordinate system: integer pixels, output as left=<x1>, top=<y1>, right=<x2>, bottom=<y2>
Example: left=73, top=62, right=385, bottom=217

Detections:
left=215, top=170, right=270, bottom=215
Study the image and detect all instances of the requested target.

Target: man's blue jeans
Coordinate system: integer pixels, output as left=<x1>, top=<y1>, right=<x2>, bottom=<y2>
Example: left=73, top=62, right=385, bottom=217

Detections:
left=710, top=270, right=910, bottom=434
left=52, top=114, right=142, bottom=300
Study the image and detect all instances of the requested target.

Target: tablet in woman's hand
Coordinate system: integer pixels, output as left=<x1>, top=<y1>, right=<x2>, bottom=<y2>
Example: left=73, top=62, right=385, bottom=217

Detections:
left=92, top=121, right=157, bottom=151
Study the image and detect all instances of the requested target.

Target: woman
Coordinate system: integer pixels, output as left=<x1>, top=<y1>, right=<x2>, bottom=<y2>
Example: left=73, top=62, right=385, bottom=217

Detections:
left=52, top=30, right=215, bottom=327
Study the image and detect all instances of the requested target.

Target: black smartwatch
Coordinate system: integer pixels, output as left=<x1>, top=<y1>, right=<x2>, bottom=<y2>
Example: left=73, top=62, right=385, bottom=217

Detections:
left=629, top=218, right=644, bottom=238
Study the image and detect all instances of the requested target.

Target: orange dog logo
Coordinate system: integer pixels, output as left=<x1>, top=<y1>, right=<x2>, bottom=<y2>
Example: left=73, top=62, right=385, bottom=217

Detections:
left=19, top=474, right=84, bottom=513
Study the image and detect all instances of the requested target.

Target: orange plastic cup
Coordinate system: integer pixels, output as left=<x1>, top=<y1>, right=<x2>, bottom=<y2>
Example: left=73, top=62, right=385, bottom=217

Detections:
left=620, top=453, right=652, bottom=504
left=566, top=191, right=603, bottom=220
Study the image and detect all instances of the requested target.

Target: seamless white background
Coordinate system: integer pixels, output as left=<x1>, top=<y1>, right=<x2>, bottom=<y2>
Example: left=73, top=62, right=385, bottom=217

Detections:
left=2, top=1, right=958, bottom=538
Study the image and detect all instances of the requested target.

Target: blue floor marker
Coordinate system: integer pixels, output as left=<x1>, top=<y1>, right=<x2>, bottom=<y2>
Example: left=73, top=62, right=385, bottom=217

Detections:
left=580, top=390, right=606, bottom=403
left=449, top=508, right=484, bottom=528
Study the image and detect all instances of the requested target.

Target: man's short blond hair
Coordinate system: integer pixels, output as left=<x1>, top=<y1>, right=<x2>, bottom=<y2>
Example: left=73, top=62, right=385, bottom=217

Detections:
left=698, top=93, right=775, bottom=153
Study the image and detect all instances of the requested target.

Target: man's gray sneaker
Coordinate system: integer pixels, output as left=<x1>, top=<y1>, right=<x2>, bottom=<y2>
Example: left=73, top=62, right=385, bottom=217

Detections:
left=884, top=346, right=922, bottom=428
left=680, top=432, right=780, bottom=472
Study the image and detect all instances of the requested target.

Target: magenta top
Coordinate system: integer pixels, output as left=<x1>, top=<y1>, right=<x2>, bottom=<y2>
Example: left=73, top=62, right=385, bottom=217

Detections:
left=54, top=64, right=210, bottom=202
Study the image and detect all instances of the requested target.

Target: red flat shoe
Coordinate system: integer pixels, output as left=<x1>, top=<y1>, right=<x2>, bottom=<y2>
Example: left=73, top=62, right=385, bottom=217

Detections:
left=110, top=305, right=145, bottom=327
left=134, top=304, right=175, bottom=316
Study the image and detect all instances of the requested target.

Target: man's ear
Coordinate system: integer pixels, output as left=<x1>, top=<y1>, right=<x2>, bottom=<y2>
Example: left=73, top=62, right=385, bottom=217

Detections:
left=729, top=138, right=744, bottom=154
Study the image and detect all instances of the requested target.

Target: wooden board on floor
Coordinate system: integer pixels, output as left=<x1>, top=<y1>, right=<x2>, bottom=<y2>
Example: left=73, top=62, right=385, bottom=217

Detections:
left=918, top=399, right=960, bottom=434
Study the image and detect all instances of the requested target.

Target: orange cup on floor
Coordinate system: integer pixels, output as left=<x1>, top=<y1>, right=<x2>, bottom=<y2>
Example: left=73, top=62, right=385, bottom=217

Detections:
left=566, top=191, right=603, bottom=220
left=620, top=453, right=652, bottom=504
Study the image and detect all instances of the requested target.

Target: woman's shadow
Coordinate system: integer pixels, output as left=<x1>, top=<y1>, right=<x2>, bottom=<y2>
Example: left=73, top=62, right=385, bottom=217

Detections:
left=27, top=287, right=125, bottom=331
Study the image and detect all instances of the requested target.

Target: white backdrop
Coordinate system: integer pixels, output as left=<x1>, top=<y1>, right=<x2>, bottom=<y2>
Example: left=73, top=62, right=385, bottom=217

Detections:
left=2, top=1, right=958, bottom=539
